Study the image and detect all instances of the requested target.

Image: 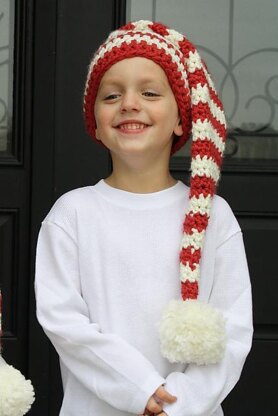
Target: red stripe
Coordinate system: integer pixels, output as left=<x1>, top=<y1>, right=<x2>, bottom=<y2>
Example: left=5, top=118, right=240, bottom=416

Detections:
left=191, top=138, right=223, bottom=167
left=180, top=246, right=201, bottom=268
left=183, top=211, right=209, bottom=235
left=149, top=22, right=169, bottom=36
left=178, top=39, right=196, bottom=58
left=181, top=281, right=199, bottom=300
left=189, top=176, right=216, bottom=198
left=209, top=86, right=224, bottom=112
left=191, top=102, right=226, bottom=141
left=121, top=23, right=136, bottom=30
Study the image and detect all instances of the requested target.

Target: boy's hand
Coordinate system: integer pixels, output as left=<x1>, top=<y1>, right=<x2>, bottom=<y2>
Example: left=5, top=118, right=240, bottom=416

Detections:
left=139, top=413, right=168, bottom=416
left=140, top=385, right=177, bottom=415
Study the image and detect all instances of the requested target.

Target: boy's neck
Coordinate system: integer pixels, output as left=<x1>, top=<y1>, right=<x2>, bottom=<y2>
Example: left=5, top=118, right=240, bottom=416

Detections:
left=105, top=149, right=178, bottom=193
left=104, top=170, right=177, bottom=194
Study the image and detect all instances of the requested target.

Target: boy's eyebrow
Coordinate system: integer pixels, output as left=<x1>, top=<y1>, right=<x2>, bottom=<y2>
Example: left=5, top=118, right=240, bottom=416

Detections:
left=99, top=77, right=169, bottom=89
left=140, top=78, right=169, bottom=88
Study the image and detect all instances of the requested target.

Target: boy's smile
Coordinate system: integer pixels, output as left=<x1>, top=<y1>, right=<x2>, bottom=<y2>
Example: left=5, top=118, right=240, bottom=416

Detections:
left=114, top=119, right=151, bottom=134
left=94, top=57, right=183, bottom=165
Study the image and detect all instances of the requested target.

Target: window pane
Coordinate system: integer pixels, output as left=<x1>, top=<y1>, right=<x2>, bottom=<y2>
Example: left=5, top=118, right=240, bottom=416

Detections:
left=0, top=0, right=14, bottom=154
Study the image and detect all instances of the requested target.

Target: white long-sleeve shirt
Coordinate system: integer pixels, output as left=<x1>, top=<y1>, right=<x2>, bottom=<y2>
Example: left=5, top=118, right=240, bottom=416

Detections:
left=35, top=179, right=253, bottom=416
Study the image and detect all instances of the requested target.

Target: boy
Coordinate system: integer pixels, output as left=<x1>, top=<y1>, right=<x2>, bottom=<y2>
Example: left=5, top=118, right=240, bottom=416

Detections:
left=35, top=21, right=253, bottom=416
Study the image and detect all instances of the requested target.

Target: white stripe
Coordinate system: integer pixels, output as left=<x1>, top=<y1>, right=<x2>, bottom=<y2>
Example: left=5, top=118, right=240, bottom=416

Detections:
left=191, top=83, right=210, bottom=105
left=181, top=229, right=205, bottom=251
left=180, top=263, right=200, bottom=283
left=107, top=29, right=128, bottom=41
left=189, top=194, right=212, bottom=215
left=192, top=119, right=225, bottom=154
left=165, top=29, right=184, bottom=44
left=203, top=65, right=217, bottom=94
left=187, top=50, right=218, bottom=95
left=133, top=20, right=153, bottom=31
left=191, top=155, right=220, bottom=183
left=89, top=33, right=189, bottom=85
left=187, top=50, right=203, bottom=73
left=191, top=84, right=226, bottom=126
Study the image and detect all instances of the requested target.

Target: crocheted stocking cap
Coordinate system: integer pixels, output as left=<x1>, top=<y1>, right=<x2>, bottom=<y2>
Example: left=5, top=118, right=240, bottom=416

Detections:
left=84, top=20, right=227, bottom=365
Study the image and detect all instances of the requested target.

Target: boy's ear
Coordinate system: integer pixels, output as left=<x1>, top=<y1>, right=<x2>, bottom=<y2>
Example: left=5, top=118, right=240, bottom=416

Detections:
left=95, top=127, right=102, bottom=141
left=94, top=114, right=102, bottom=141
left=174, top=117, right=183, bottom=137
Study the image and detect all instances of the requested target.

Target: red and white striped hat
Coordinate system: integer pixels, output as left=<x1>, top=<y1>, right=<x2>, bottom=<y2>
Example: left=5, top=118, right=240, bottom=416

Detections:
left=84, top=20, right=227, bottom=365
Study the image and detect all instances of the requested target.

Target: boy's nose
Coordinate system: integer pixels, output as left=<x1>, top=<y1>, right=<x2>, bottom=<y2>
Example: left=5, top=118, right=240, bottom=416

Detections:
left=120, top=91, right=141, bottom=112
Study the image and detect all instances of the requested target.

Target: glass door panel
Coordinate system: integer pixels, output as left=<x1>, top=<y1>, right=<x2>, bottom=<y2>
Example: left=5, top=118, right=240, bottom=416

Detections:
left=0, top=0, right=14, bottom=156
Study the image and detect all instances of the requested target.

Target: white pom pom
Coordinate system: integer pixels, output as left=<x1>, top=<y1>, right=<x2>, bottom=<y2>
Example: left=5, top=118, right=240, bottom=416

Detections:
left=0, top=357, right=35, bottom=416
left=159, top=299, right=226, bottom=365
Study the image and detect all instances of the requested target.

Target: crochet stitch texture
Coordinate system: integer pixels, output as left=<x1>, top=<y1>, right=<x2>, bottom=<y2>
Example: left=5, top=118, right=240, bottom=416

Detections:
left=83, top=20, right=227, bottom=364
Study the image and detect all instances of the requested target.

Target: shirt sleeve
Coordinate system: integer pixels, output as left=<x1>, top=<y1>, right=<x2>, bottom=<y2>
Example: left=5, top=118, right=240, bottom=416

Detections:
left=35, top=221, right=165, bottom=414
left=162, top=230, right=253, bottom=416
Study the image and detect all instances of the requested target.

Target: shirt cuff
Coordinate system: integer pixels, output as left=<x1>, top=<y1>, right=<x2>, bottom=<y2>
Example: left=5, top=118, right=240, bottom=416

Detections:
left=130, top=373, right=166, bottom=414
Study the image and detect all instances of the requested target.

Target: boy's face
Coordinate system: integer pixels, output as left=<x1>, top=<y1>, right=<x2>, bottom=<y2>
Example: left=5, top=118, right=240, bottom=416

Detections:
left=94, top=57, right=183, bottom=162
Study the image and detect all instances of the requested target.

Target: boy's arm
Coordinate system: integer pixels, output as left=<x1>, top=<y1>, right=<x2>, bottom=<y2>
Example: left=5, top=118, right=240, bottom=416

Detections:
left=35, top=221, right=165, bottom=415
left=162, top=230, right=253, bottom=416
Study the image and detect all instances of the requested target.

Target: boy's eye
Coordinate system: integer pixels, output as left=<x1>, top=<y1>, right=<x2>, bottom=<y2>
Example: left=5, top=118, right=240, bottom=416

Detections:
left=143, top=91, right=160, bottom=97
left=104, top=93, right=120, bottom=100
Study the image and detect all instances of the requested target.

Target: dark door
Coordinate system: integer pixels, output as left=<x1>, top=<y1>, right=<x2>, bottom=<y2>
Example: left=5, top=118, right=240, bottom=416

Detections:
left=0, top=0, right=33, bottom=384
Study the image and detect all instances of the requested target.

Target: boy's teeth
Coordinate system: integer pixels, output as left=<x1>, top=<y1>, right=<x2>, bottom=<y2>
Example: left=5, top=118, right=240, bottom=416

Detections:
left=120, top=123, right=146, bottom=130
